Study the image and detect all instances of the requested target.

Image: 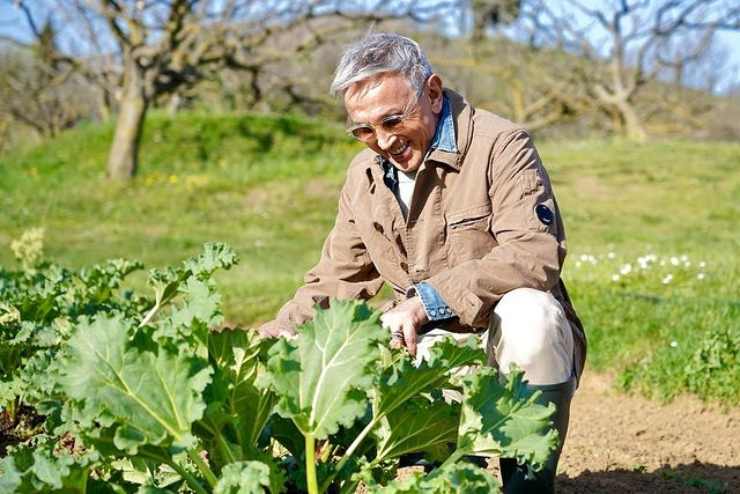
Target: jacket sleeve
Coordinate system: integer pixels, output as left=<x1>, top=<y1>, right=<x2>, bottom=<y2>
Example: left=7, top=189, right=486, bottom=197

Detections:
left=264, top=181, right=384, bottom=333
left=425, top=130, right=566, bottom=328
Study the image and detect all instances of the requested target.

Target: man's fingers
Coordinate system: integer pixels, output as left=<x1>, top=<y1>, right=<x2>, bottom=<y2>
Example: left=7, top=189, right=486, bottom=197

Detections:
left=390, top=336, right=403, bottom=349
left=402, top=324, right=417, bottom=357
left=279, top=329, right=298, bottom=340
left=381, top=310, right=418, bottom=356
left=257, top=324, right=279, bottom=338
left=257, top=321, right=296, bottom=339
left=380, top=312, right=390, bottom=327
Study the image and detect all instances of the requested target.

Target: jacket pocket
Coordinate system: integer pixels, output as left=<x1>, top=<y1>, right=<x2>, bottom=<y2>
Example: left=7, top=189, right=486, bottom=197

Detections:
left=445, top=203, right=495, bottom=264
left=447, top=203, right=492, bottom=231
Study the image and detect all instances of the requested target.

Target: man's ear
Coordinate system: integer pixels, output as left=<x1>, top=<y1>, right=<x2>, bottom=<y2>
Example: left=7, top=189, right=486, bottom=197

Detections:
left=427, top=74, right=444, bottom=114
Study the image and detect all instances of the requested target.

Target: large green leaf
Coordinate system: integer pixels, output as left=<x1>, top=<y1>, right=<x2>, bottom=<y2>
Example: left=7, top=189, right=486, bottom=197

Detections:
left=200, top=329, right=276, bottom=466
left=458, top=368, right=558, bottom=470
left=374, top=398, right=458, bottom=462
left=377, top=336, right=484, bottom=417
left=262, top=300, right=385, bottom=439
left=210, top=329, right=275, bottom=447
left=62, top=316, right=212, bottom=452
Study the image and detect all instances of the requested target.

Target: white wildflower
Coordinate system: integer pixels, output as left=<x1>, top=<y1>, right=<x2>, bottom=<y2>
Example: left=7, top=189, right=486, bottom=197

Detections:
left=680, top=254, right=689, bottom=262
left=620, top=264, right=632, bottom=275
left=697, top=273, right=705, bottom=280
left=662, top=274, right=673, bottom=284
left=608, top=252, right=616, bottom=259
left=670, top=340, right=678, bottom=348
left=612, top=274, right=621, bottom=282
left=670, top=256, right=680, bottom=266
left=699, top=261, right=706, bottom=268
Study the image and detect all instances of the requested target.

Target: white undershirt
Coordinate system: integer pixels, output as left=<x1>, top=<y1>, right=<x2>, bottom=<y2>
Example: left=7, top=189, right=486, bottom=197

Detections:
left=395, top=170, right=417, bottom=219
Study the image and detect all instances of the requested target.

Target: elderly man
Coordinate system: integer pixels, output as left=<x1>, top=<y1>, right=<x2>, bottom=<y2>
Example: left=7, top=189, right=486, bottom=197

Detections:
left=259, top=32, right=586, bottom=493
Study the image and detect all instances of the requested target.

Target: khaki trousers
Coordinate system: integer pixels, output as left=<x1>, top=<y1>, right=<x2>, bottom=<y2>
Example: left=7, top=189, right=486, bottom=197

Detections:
left=416, top=288, right=574, bottom=385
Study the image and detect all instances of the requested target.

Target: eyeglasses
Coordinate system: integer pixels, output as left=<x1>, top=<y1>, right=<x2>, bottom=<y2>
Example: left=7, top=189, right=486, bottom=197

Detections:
left=346, top=90, right=423, bottom=143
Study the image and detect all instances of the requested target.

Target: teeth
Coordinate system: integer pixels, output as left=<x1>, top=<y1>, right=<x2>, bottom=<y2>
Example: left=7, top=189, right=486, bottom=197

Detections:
left=390, top=142, right=408, bottom=155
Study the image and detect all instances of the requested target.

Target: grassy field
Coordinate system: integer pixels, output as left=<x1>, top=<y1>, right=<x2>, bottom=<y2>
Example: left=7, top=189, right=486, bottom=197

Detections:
left=1, top=112, right=738, bottom=405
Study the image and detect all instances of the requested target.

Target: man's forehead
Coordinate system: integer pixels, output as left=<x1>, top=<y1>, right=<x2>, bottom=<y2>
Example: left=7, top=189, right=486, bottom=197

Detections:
left=344, top=73, right=414, bottom=121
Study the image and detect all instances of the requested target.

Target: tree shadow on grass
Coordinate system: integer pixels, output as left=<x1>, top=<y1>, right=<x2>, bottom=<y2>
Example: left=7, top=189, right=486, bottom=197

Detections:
left=557, top=462, right=739, bottom=493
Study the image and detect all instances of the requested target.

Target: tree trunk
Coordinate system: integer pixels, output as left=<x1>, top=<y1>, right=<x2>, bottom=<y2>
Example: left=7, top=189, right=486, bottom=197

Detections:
left=617, top=100, right=647, bottom=141
left=107, top=61, right=148, bottom=180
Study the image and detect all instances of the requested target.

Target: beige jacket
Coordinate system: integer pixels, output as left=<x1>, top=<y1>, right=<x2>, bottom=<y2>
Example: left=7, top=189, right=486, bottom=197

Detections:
left=265, top=89, right=586, bottom=381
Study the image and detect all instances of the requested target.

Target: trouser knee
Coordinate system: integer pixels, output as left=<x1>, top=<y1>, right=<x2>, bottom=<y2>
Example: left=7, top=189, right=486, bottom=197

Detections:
left=487, top=288, right=574, bottom=385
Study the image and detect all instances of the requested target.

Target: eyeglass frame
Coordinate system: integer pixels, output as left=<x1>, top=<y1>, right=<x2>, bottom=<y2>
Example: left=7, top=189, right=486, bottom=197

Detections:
left=345, top=81, right=427, bottom=143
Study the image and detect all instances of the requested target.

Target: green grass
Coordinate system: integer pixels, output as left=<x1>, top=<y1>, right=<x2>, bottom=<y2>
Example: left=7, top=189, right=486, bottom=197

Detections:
left=1, top=114, right=738, bottom=405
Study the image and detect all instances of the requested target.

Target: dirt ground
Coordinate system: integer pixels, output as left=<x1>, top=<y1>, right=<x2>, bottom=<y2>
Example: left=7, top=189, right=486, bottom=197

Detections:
left=554, top=372, right=740, bottom=493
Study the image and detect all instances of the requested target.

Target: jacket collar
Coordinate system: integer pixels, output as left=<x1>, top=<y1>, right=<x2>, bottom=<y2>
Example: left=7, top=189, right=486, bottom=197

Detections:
left=425, top=88, right=473, bottom=172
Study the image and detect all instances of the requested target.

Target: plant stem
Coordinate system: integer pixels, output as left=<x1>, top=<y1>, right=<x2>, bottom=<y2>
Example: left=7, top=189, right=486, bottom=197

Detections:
left=202, top=419, right=238, bottom=464
left=8, top=397, right=17, bottom=424
left=137, top=447, right=209, bottom=494
left=188, top=449, right=219, bottom=488
left=439, top=448, right=465, bottom=469
left=335, top=416, right=378, bottom=473
left=321, top=414, right=382, bottom=492
left=167, top=460, right=210, bottom=494
left=215, top=429, right=237, bottom=464
left=139, top=300, right=160, bottom=327
left=339, top=479, right=361, bottom=494
left=305, top=433, right=319, bottom=494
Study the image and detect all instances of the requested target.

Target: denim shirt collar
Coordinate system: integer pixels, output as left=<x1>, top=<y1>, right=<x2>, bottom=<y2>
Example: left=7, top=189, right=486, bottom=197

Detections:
left=429, top=94, right=457, bottom=153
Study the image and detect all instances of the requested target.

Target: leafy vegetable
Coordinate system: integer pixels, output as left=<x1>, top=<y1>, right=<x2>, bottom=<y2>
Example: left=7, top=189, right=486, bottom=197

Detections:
left=0, top=240, right=556, bottom=493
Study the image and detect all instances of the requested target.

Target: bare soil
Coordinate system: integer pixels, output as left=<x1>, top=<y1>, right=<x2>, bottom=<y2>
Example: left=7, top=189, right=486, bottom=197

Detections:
left=0, top=405, right=45, bottom=456
left=554, top=372, right=740, bottom=493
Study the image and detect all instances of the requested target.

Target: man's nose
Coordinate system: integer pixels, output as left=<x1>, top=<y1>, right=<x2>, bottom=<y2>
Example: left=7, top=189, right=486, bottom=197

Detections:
left=376, top=129, right=398, bottom=151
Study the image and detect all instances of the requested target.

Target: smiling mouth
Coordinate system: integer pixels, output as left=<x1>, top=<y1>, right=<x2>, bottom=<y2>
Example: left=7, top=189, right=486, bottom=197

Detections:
left=390, top=142, right=409, bottom=157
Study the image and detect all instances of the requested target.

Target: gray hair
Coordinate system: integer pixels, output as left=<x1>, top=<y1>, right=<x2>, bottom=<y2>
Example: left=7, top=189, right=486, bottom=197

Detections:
left=330, top=33, right=433, bottom=96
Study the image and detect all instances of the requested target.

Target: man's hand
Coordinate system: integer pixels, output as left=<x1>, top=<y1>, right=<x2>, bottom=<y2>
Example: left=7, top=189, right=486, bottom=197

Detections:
left=257, top=319, right=296, bottom=339
left=380, top=296, right=429, bottom=357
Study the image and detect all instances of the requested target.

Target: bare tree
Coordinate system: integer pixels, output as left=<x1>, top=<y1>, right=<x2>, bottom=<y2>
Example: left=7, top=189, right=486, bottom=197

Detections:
left=470, top=0, right=521, bottom=39
left=0, top=21, right=93, bottom=138
left=2, top=0, right=461, bottom=180
left=515, top=0, right=740, bottom=140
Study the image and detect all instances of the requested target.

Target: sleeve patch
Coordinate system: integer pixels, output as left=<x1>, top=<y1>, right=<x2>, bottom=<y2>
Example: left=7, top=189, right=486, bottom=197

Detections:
left=535, top=204, right=554, bottom=225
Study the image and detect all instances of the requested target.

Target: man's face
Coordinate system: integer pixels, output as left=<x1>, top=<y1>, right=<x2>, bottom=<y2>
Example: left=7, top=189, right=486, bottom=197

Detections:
left=344, top=72, right=444, bottom=173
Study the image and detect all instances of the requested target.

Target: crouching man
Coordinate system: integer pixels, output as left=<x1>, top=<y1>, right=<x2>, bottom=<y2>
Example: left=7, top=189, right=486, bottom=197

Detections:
left=259, top=32, right=586, bottom=493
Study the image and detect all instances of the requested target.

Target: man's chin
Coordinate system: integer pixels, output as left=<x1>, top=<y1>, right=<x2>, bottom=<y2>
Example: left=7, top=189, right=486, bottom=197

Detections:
left=389, top=155, right=422, bottom=173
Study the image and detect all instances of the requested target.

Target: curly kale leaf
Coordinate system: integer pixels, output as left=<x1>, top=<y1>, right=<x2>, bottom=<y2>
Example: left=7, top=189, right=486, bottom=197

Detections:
left=458, top=368, right=558, bottom=471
